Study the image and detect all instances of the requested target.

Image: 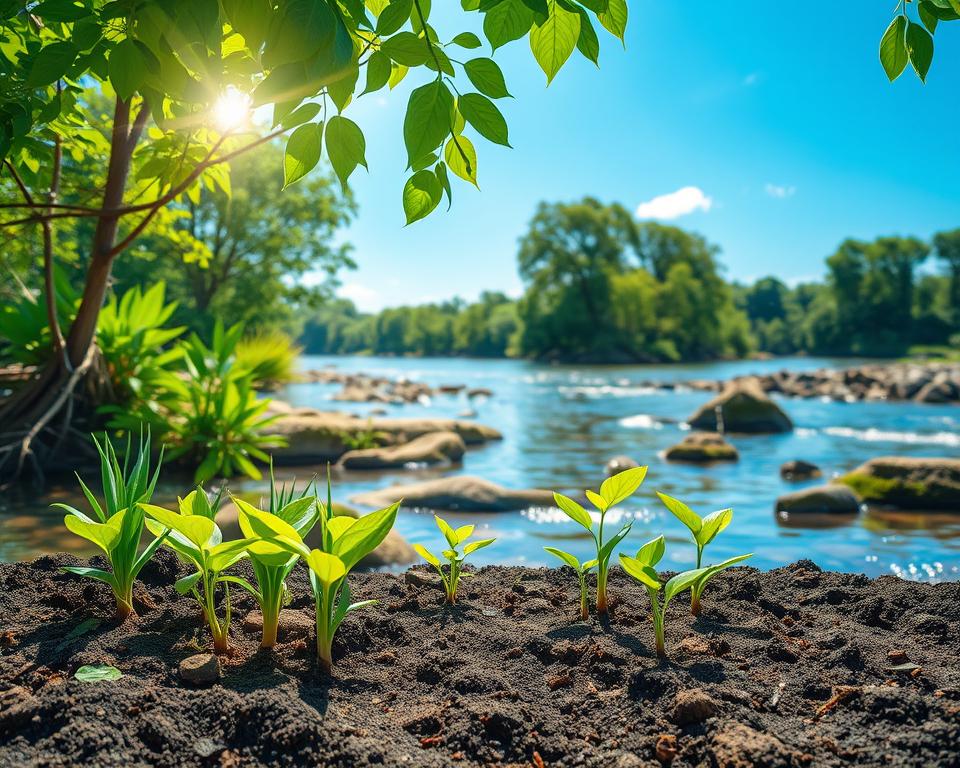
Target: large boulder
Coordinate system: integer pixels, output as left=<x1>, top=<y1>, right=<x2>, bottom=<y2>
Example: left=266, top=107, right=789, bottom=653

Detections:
left=352, top=475, right=554, bottom=512
left=686, top=377, right=793, bottom=433
left=266, top=406, right=501, bottom=463
left=839, top=457, right=960, bottom=511
left=664, top=432, right=738, bottom=462
left=775, top=484, right=861, bottom=515
left=339, top=431, right=465, bottom=470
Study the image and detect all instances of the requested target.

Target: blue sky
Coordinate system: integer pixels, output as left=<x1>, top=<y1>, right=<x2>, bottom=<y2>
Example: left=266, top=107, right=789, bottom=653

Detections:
left=324, top=4, right=960, bottom=312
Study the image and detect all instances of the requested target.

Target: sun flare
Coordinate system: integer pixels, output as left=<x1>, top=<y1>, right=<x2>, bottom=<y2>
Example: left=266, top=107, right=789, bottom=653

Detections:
left=212, top=87, right=252, bottom=131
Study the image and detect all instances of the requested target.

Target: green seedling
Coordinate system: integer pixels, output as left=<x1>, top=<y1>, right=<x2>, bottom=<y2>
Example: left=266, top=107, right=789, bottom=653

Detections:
left=657, top=492, right=735, bottom=615
left=620, top=536, right=752, bottom=657
left=413, top=516, right=495, bottom=604
left=553, top=467, right=648, bottom=615
left=58, top=430, right=164, bottom=620
left=230, top=472, right=319, bottom=648
left=544, top=548, right=597, bottom=620
left=241, top=493, right=399, bottom=671
left=141, top=490, right=248, bottom=653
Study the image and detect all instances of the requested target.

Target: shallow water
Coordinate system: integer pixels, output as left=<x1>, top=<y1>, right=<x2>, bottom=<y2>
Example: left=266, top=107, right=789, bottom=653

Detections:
left=2, top=355, right=958, bottom=582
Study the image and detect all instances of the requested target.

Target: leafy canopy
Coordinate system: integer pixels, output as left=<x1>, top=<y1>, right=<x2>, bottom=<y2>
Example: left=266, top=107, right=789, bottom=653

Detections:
left=1, top=0, right=630, bottom=225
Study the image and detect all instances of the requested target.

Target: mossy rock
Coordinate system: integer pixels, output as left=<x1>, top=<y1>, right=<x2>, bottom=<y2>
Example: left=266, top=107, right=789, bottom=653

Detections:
left=687, top=377, right=792, bottom=434
left=839, top=457, right=960, bottom=511
left=665, top=433, right=739, bottom=463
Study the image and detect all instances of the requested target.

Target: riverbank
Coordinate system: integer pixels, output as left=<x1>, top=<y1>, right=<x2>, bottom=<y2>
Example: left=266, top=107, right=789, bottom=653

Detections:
left=1, top=553, right=957, bottom=767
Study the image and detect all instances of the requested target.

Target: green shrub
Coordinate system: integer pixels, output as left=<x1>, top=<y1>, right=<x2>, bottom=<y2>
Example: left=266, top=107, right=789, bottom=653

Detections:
left=235, top=331, right=302, bottom=390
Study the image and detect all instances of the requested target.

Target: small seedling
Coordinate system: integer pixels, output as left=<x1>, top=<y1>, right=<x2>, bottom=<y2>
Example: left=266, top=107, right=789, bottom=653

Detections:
left=58, top=430, right=165, bottom=620
left=620, top=536, right=752, bottom=657
left=230, top=467, right=319, bottom=648
left=413, top=516, right=496, bottom=604
left=553, top=467, right=647, bottom=615
left=241, top=489, right=399, bottom=671
left=141, top=489, right=248, bottom=653
left=543, top=547, right=597, bottom=620
left=657, top=492, right=734, bottom=615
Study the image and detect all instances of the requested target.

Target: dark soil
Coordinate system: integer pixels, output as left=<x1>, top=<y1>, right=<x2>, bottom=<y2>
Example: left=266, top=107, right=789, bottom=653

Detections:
left=1, top=552, right=958, bottom=767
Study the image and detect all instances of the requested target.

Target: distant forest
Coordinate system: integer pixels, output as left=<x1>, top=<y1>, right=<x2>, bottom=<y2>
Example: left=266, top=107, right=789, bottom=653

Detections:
left=302, top=199, right=960, bottom=362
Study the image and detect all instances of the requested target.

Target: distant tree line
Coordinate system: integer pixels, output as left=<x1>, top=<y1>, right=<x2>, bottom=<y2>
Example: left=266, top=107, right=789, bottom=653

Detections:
left=301, top=201, right=960, bottom=362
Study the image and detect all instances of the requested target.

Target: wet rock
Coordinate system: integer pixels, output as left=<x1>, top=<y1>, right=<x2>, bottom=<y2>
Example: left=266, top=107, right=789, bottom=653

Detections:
left=670, top=688, right=718, bottom=724
left=839, top=456, right=960, bottom=511
left=178, top=654, right=221, bottom=685
left=665, top=432, right=739, bottom=462
left=467, top=387, right=493, bottom=398
left=687, top=377, right=793, bottom=433
left=338, top=431, right=465, bottom=470
left=775, top=484, right=860, bottom=515
left=780, top=460, right=822, bottom=481
left=351, top=475, right=555, bottom=512
left=241, top=609, right=314, bottom=641
left=605, top=455, right=640, bottom=476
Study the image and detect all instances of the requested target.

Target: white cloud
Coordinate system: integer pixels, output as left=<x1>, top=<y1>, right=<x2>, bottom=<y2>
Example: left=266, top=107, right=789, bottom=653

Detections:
left=765, top=183, right=796, bottom=199
left=338, top=282, right=380, bottom=312
left=635, top=186, right=713, bottom=220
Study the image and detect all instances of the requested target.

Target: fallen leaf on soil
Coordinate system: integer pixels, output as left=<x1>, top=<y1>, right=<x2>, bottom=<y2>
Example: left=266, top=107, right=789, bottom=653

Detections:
left=547, top=673, right=572, bottom=690
left=655, top=733, right=678, bottom=764
left=419, top=735, right=442, bottom=748
left=532, top=750, right=546, bottom=768
left=813, top=685, right=859, bottom=721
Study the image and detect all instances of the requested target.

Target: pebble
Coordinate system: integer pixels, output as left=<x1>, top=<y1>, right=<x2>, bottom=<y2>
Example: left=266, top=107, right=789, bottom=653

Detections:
left=178, top=654, right=221, bottom=685
left=671, top=688, right=718, bottom=725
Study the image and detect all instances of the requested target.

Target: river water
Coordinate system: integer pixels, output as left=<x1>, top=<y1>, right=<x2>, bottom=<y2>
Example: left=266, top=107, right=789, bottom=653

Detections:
left=2, top=355, right=958, bottom=582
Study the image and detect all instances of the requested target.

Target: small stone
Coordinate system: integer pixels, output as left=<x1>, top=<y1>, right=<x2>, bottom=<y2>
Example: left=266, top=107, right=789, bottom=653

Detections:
left=547, top=673, right=573, bottom=690
left=655, top=733, right=678, bottom=763
left=405, top=569, right=441, bottom=588
left=194, top=738, right=226, bottom=758
left=780, top=460, right=822, bottom=481
left=605, top=455, right=639, bottom=477
left=670, top=688, right=718, bottom=725
left=179, top=653, right=221, bottom=685
left=887, top=649, right=908, bottom=664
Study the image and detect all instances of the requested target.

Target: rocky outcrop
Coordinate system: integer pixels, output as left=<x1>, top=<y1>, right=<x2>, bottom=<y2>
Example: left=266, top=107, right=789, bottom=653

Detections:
left=780, top=460, right=822, bottom=481
left=664, top=433, right=739, bottom=462
left=839, top=457, right=960, bottom=511
left=338, top=431, right=465, bottom=470
left=265, top=403, right=501, bottom=463
left=300, top=370, right=438, bottom=404
left=775, top=484, right=861, bottom=515
left=687, top=378, right=793, bottom=434
left=352, top=475, right=554, bottom=512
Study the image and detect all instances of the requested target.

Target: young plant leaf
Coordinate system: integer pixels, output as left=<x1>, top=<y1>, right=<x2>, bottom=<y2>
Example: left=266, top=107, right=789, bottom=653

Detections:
left=543, top=546, right=580, bottom=570
left=74, top=664, right=123, bottom=682
left=697, top=508, right=732, bottom=547
left=657, top=492, right=701, bottom=534
left=635, top=535, right=666, bottom=567
left=599, top=466, right=647, bottom=508
left=618, top=554, right=661, bottom=590
left=553, top=492, right=593, bottom=531
left=413, top=543, right=441, bottom=568
left=584, top=489, right=607, bottom=512
left=463, top=537, right=495, bottom=555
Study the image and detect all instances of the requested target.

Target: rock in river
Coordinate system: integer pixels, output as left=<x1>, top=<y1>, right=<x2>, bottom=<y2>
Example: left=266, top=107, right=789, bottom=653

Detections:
left=780, top=460, right=822, bottom=481
left=775, top=484, right=861, bottom=515
left=664, top=432, right=739, bottom=462
left=339, top=431, right=465, bottom=469
left=605, top=455, right=640, bottom=476
left=839, top=457, right=960, bottom=511
left=687, top=377, right=793, bottom=433
left=352, top=475, right=554, bottom=512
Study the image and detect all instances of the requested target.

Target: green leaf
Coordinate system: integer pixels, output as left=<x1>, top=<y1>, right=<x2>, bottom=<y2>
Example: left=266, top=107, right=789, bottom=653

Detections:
left=281, top=102, right=322, bottom=129
left=451, top=31, right=482, bottom=48
left=305, top=550, right=347, bottom=588
left=283, top=122, right=323, bottom=188
left=584, top=489, right=607, bottom=512
left=635, top=535, right=665, bottom=568
left=575, top=7, right=600, bottom=64
left=109, top=40, right=146, bottom=101
left=918, top=1, right=939, bottom=33
left=403, top=169, right=442, bottom=224
left=906, top=20, right=934, bottom=82
left=362, top=50, right=392, bottom=95
left=879, top=15, right=909, bottom=82
left=463, top=537, right=495, bottom=555
left=75, top=664, right=123, bottom=682
left=599, top=466, right=647, bottom=508
left=403, top=80, right=455, bottom=166
left=444, top=135, right=478, bottom=186
left=656, top=492, right=701, bottom=535
left=263, top=0, right=338, bottom=68
left=553, top=492, right=593, bottom=531
left=325, top=115, right=367, bottom=189
left=388, top=62, right=409, bottom=88
left=664, top=567, right=708, bottom=603
left=464, top=57, right=511, bottom=98
left=381, top=30, right=431, bottom=66
left=598, top=0, right=627, bottom=42
left=27, top=42, right=78, bottom=87
left=64, top=512, right=124, bottom=554
left=529, top=0, right=581, bottom=84
left=483, top=0, right=534, bottom=51
left=435, top=515, right=458, bottom=547
left=333, top=502, right=399, bottom=571
left=453, top=524, right=475, bottom=544
left=413, top=543, right=441, bottom=568
left=696, top=508, right=732, bottom=548
left=544, top=546, right=581, bottom=570
left=458, top=92, right=510, bottom=147
left=61, top=566, right=117, bottom=589
left=376, top=0, right=413, bottom=34
left=174, top=571, right=202, bottom=595
left=618, top=555, right=661, bottom=590
left=140, top=503, right=216, bottom=550
left=435, top=161, right=452, bottom=209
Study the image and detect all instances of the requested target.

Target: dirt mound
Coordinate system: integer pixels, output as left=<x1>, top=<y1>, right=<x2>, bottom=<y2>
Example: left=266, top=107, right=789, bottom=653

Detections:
left=1, top=552, right=957, bottom=767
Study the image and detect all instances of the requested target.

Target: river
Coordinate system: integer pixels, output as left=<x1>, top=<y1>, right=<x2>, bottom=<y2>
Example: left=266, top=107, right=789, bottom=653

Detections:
left=2, top=355, right=958, bottom=582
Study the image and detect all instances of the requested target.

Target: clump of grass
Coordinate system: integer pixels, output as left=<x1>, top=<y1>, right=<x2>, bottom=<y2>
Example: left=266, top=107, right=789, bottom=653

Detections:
left=235, top=331, right=302, bottom=389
